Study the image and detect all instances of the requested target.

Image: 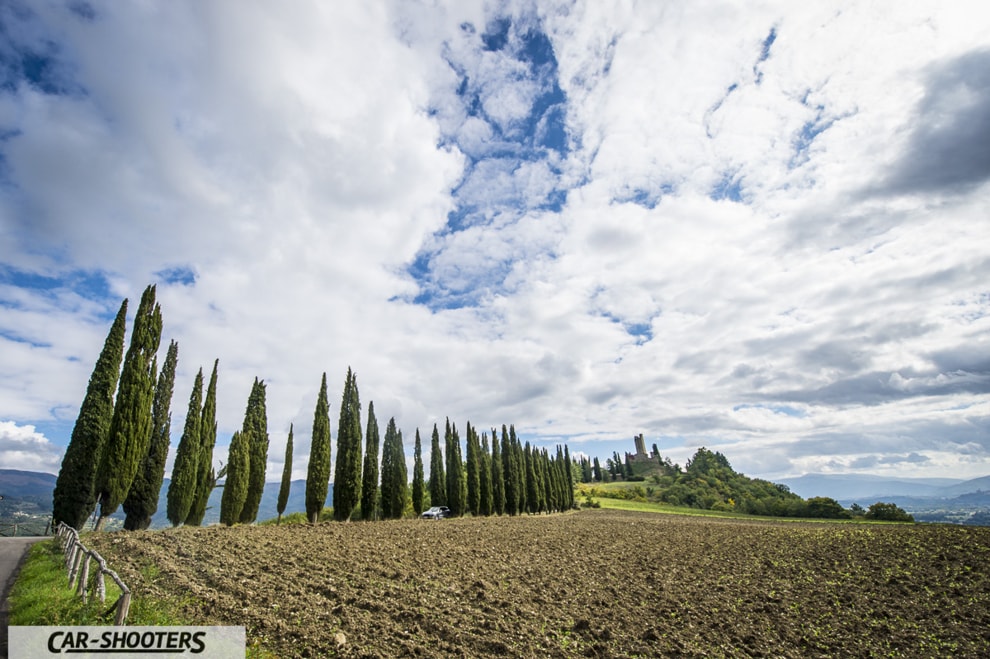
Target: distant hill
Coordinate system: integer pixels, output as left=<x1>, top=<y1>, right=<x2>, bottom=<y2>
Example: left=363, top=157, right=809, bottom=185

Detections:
left=778, top=473, right=968, bottom=500
left=0, top=469, right=331, bottom=530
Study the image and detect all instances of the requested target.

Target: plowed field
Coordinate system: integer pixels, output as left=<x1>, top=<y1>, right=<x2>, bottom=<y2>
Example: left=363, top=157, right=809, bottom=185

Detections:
left=86, top=510, right=990, bottom=658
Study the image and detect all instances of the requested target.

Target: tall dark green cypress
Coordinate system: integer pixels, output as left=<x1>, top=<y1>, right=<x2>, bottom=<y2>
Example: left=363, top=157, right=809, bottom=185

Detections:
left=428, top=423, right=445, bottom=506
left=185, top=359, right=218, bottom=526
left=123, top=340, right=178, bottom=530
left=305, top=373, right=331, bottom=523
left=479, top=434, right=493, bottom=516
left=445, top=420, right=466, bottom=516
left=332, top=368, right=362, bottom=521
left=276, top=424, right=293, bottom=524
left=166, top=368, right=203, bottom=527
left=379, top=417, right=407, bottom=519
left=239, top=378, right=268, bottom=524
left=465, top=423, right=480, bottom=516
left=53, top=299, right=127, bottom=530
left=564, top=446, right=575, bottom=509
left=525, top=442, right=539, bottom=514
left=220, top=430, right=250, bottom=525
left=359, top=401, right=380, bottom=521
left=500, top=425, right=517, bottom=516
left=539, top=448, right=553, bottom=513
left=512, top=427, right=526, bottom=514
left=96, top=285, right=162, bottom=529
left=411, top=428, right=425, bottom=515
left=491, top=428, right=505, bottom=515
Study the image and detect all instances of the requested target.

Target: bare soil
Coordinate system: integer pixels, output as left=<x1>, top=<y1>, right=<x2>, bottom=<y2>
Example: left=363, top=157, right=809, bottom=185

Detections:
left=87, top=509, right=990, bottom=658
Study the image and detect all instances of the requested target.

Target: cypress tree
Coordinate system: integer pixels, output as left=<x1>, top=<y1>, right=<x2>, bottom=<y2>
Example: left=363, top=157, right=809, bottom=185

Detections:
left=359, top=401, right=380, bottom=521
left=465, top=422, right=480, bottom=516
left=332, top=368, right=363, bottom=521
left=96, top=285, right=162, bottom=530
left=123, top=340, right=178, bottom=530
left=479, top=434, right=493, bottom=516
left=380, top=418, right=407, bottom=519
left=445, top=419, right=466, bottom=516
left=428, top=423, right=445, bottom=506
left=276, top=424, right=293, bottom=524
left=166, top=368, right=203, bottom=526
left=53, top=299, right=127, bottom=530
left=563, top=445, right=575, bottom=510
left=525, top=442, right=539, bottom=514
left=220, top=430, right=250, bottom=525
left=540, top=448, right=553, bottom=513
left=512, top=427, right=526, bottom=514
left=185, top=359, right=218, bottom=526
left=411, top=428, right=425, bottom=515
left=500, top=425, right=516, bottom=516
left=239, top=378, right=269, bottom=524
left=491, top=428, right=505, bottom=515
left=305, top=373, right=331, bottom=523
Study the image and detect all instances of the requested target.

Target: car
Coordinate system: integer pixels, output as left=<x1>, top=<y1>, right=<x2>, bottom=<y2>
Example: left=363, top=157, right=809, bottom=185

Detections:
left=421, top=506, right=452, bottom=519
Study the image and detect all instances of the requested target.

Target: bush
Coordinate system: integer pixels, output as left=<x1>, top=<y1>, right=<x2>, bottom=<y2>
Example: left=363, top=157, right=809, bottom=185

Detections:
left=865, top=502, right=914, bottom=522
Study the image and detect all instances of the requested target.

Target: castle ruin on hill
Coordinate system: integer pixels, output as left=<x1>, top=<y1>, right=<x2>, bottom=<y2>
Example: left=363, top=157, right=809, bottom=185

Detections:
left=626, top=433, right=658, bottom=463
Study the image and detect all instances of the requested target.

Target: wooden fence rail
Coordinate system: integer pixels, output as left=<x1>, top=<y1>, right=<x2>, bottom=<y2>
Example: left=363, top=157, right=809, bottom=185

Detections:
left=54, top=522, right=131, bottom=625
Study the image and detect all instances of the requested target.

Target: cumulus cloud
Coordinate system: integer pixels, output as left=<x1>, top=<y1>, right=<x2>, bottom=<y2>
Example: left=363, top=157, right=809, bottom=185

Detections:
left=1, top=0, right=989, bottom=484
left=0, top=421, right=62, bottom=473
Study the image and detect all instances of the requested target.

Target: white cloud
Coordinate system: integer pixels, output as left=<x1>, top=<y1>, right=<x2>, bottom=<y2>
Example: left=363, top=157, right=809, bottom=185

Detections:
left=0, top=0, right=988, bottom=484
left=0, top=421, right=63, bottom=474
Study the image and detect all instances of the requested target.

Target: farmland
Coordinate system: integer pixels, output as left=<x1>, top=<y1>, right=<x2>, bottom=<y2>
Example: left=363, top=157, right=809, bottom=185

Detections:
left=86, top=509, right=990, bottom=658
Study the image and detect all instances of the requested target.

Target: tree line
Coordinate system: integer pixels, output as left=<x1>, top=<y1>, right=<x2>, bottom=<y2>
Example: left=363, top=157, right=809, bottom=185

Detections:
left=52, top=287, right=575, bottom=531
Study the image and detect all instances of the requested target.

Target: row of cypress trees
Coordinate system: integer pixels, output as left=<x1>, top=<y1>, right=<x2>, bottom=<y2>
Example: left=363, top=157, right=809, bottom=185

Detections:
left=54, top=289, right=574, bottom=531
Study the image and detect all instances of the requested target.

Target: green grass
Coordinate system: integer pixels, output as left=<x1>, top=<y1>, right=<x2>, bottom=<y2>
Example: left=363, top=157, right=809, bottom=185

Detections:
left=9, top=538, right=277, bottom=657
left=582, top=494, right=900, bottom=524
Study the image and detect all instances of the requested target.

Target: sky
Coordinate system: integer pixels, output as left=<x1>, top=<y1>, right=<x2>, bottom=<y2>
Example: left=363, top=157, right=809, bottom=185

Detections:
left=1, top=1, right=988, bottom=485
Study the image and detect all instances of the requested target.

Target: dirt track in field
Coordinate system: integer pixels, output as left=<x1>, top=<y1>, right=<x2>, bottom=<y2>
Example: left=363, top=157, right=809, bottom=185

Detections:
left=87, top=509, right=990, bottom=658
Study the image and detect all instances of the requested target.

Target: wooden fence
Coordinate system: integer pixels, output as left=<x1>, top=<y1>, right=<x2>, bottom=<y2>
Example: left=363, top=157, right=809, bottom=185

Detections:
left=54, top=522, right=131, bottom=625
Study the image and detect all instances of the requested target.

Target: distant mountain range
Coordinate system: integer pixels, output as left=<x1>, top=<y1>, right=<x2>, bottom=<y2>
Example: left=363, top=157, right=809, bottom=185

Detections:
left=0, top=469, right=331, bottom=530
left=777, top=473, right=990, bottom=501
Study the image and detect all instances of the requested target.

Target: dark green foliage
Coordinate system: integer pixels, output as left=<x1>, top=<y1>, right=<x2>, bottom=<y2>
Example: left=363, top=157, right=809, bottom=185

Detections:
left=166, top=368, right=203, bottom=527
left=501, top=426, right=518, bottom=516
left=805, top=497, right=852, bottom=519
left=239, top=378, right=269, bottom=524
left=445, top=419, right=466, bottom=516
left=123, top=339, right=178, bottom=530
left=220, top=430, right=250, bottom=525
left=332, top=368, right=363, bottom=521
left=305, top=374, right=331, bottom=524
left=411, top=428, right=425, bottom=515
left=491, top=429, right=505, bottom=515
left=525, top=442, right=539, bottom=514
left=185, top=359, right=218, bottom=526
left=53, top=299, right=127, bottom=531
left=360, top=402, right=380, bottom=521
left=96, top=285, right=162, bottom=528
left=465, top=423, right=480, bottom=516
left=277, top=424, right=294, bottom=524
left=428, top=424, right=445, bottom=507
left=379, top=417, right=407, bottom=519
left=592, top=457, right=602, bottom=482
left=865, top=502, right=914, bottom=522
left=511, top=427, right=526, bottom=514
left=479, top=434, right=493, bottom=516
left=563, top=446, right=575, bottom=510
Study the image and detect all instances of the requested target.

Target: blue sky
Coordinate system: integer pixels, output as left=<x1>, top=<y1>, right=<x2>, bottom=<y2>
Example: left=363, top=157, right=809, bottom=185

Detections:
left=1, top=1, right=988, bottom=483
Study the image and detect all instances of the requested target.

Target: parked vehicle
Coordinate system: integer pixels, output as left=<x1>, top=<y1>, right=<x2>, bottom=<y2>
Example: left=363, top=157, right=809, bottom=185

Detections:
left=421, top=506, right=452, bottom=519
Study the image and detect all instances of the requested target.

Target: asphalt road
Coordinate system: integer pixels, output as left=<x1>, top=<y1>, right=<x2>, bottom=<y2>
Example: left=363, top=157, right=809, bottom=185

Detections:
left=1, top=537, right=47, bottom=659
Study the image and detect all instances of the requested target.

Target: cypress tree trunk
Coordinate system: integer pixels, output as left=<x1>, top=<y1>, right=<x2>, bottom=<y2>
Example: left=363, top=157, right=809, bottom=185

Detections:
left=276, top=424, right=293, bottom=524
left=305, top=374, right=331, bottom=524
left=239, top=378, right=269, bottom=524
left=123, top=340, right=178, bottom=530
left=428, top=424, right=445, bottom=507
left=359, top=402, right=380, bottom=521
left=53, top=299, right=127, bottom=531
left=220, top=431, right=250, bottom=525
left=185, top=359, right=218, bottom=526
left=166, top=368, right=203, bottom=526
left=332, top=368, right=362, bottom=521
left=96, top=285, right=162, bottom=530
left=380, top=418, right=407, bottom=519
left=411, top=428, right=425, bottom=515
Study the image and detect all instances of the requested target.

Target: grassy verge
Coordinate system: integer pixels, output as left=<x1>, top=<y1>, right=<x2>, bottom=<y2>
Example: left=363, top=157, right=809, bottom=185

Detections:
left=8, top=539, right=185, bottom=626
left=583, top=494, right=894, bottom=524
left=8, top=538, right=277, bottom=657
